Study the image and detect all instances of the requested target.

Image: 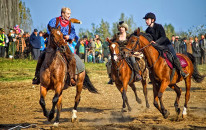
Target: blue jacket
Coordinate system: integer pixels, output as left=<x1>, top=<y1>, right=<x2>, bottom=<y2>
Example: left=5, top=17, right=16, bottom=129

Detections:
left=40, top=36, right=45, bottom=51
left=30, top=33, right=41, bottom=49
left=47, top=17, right=76, bottom=40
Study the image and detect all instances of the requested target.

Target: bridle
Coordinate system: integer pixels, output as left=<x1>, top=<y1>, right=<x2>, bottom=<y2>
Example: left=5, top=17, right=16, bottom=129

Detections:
left=49, top=32, right=67, bottom=53
left=125, top=35, right=160, bottom=69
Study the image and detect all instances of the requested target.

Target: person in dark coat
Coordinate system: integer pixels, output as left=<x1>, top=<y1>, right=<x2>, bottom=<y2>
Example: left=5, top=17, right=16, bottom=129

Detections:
left=102, top=41, right=110, bottom=62
left=30, top=29, right=41, bottom=60
left=143, top=12, right=188, bottom=78
left=174, top=36, right=180, bottom=53
left=179, top=37, right=187, bottom=54
left=192, top=36, right=201, bottom=64
left=199, top=34, right=206, bottom=64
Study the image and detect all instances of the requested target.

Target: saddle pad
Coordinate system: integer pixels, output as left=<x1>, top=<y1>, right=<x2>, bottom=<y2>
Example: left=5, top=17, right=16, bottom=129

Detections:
left=164, top=53, right=188, bottom=69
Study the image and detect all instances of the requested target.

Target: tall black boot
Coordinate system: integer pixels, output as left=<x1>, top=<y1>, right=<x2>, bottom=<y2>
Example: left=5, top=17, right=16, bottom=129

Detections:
left=107, top=74, right=113, bottom=85
left=32, top=52, right=45, bottom=85
left=173, top=58, right=189, bottom=78
left=132, top=62, right=142, bottom=81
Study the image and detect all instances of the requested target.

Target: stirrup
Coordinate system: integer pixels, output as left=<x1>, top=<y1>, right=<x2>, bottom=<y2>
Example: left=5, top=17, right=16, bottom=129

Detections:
left=135, top=74, right=142, bottom=82
left=70, top=79, right=76, bottom=86
left=182, top=72, right=189, bottom=78
left=107, top=79, right=113, bottom=85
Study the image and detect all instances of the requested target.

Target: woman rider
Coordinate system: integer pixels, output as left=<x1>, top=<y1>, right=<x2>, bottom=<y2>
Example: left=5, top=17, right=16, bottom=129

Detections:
left=143, top=12, right=189, bottom=78
left=107, top=21, right=142, bottom=84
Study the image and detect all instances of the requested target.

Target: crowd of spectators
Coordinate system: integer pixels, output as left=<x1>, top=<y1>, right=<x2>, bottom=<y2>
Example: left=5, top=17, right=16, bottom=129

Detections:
left=171, top=34, right=206, bottom=65
left=0, top=25, right=205, bottom=66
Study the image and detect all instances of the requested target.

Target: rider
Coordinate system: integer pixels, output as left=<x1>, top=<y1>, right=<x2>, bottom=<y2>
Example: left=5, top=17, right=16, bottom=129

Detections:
left=143, top=12, right=189, bottom=78
left=32, top=7, right=77, bottom=85
left=106, top=21, right=142, bottom=84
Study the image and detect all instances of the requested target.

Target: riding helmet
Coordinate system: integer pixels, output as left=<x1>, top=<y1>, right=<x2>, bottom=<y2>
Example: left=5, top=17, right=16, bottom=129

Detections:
left=143, top=12, right=156, bottom=21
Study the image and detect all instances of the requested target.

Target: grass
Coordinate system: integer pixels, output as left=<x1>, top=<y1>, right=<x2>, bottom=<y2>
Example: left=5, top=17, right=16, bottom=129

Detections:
left=0, top=58, right=205, bottom=82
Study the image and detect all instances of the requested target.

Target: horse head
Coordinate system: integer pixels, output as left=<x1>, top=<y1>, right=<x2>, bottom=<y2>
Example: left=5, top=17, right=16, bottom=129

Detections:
left=48, top=25, right=68, bottom=50
left=106, top=38, right=120, bottom=62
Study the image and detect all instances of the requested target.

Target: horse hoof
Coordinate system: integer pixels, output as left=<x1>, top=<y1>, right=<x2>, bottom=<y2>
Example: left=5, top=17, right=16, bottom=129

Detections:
left=137, top=99, right=142, bottom=104
left=146, top=103, right=150, bottom=108
left=122, top=108, right=127, bottom=112
left=128, top=107, right=132, bottom=112
left=71, top=118, right=78, bottom=123
left=48, top=113, right=54, bottom=121
left=53, top=122, right=59, bottom=127
left=182, top=114, right=187, bottom=118
left=163, top=110, right=170, bottom=119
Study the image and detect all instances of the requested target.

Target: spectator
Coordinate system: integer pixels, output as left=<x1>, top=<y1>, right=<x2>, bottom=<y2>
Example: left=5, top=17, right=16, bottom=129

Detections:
left=16, top=33, right=26, bottom=59
left=7, top=29, right=16, bottom=57
left=39, top=31, right=45, bottom=54
left=3, top=29, right=9, bottom=57
left=0, top=28, right=6, bottom=57
left=179, top=37, right=187, bottom=54
left=199, top=34, right=206, bottom=64
left=30, top=29, right=41, bottom=60
left=171, top=35, right=175, bottom=48
left=192, top=36, right=201, bottom=64
left=174, top=36, right=180, bottom=53
left=187, top=37, right=193, bottom=54
left=95, top=38, right=102, bottom=63
left=24, top=32, right=32, bottom=59
left=102, top=40, right=110, bottom=62
left=68, top=35, right=78, bottom=54
left=90, top=38, right=96, bottom=63
left=76, top=38, right=85, bottom=62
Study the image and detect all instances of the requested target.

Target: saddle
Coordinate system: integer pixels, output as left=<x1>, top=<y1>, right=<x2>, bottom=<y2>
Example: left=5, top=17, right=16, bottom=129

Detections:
left=152, top=43, right=188, bottom=69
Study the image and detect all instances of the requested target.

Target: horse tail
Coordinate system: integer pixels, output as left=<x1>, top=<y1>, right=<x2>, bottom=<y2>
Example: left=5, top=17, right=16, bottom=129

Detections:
left=186, top=52, right=205, bottom=83
left=83, top=72, right=98, bottom=93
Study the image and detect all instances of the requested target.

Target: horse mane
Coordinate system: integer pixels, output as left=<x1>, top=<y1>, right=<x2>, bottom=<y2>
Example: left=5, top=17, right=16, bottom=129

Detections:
left=130, top=30, right=153, bottom=43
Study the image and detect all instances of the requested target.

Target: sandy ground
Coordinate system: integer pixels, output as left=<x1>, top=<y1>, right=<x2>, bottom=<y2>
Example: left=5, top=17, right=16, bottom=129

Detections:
left=0, top=72, right=206, bottom=130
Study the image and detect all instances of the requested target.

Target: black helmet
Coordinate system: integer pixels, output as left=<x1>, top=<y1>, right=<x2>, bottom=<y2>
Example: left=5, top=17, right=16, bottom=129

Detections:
left=143, top=12, right=156, bottom=21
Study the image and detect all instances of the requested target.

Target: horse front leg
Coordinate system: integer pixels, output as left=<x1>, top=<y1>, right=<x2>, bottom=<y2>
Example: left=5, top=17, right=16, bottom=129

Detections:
left=39, top=86, right=48, bottom=118
left=72, top=75, right=83, bottom=123
left=53, top=94, right=62, bottom=127
left=141, top=79, right=150, bottom=108
left=129, top=83, right=142, bottom=104
left=169, top=84, right=182, bottom=120
left=158, top=81, right=170, bottom=119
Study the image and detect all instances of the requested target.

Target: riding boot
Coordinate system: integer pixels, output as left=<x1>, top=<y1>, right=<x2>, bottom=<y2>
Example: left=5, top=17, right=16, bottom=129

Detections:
left=65, top=47, right=76, bottom=86
left=132, top=62, right=142, bottom=81
left=173, top=58, right=189, bottom=78
left=32, top=52, right=46, bottom=85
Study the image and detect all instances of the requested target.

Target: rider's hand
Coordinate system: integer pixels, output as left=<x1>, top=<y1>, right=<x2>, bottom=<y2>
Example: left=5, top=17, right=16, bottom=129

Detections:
left=151, top=41, right=156, bottom=44
left=64, top=35, right=70, bottom=40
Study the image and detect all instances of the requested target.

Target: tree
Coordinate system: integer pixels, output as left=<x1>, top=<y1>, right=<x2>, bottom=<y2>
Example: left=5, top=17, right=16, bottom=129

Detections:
left=19, top=0, right=33, bottom=33
left=164, top=23, right=175, bottom=40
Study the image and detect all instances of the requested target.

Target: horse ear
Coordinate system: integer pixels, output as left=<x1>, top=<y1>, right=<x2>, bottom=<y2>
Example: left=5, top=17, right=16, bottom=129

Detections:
left=136, top=27, right=140, bottom=36
left=106, top=38, right=112, bottom=45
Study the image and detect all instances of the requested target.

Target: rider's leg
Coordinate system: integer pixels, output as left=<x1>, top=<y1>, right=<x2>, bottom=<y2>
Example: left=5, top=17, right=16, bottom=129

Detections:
left=106, top=60, right=113, bottom=84
left=130, top=56, right=142, bottom=81
left=32, top=51, right=46, bottom=84
left=168, top=45, right=189, bottom=78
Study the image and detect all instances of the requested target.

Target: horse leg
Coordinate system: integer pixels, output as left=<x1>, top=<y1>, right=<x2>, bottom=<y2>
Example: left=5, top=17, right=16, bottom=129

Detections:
left=141, top=78, right=150, bottom=108
left=121, top=87, right=131, bottom=112
left=39, top=86, right=48, bottom=118
left=48, top=86, right=62, bottom=122
left=53, top=94, right=62, bottom=127
left=158, top=81, right=170, bottom=119
left=72, top=72, right=84, bottom=122
left=169, top=84, right=182, bottom=120
left=129, top=83, right=142, bottom=104
left=182, top=77, right=191, bottom=118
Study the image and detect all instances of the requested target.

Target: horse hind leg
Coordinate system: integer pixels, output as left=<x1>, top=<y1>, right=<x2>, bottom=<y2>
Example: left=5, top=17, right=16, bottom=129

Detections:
left=182, top=77, right=191, bottom=118
left=169, top=84, right=182, bottom=121
left=39, top=86, right=48, bottom=118
left=72, top=72, right=84, bottom=123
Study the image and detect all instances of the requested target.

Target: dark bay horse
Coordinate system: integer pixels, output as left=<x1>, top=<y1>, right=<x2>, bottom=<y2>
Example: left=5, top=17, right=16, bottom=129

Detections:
left=39, top=26, right=98, bottom=126
left=125, top=28, right=205, bottom=119
left=106, top=38, right=150, bottom=112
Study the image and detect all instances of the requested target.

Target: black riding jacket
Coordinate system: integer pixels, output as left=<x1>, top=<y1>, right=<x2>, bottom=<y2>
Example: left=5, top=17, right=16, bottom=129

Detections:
left=145, top=23, right=171, bottom=46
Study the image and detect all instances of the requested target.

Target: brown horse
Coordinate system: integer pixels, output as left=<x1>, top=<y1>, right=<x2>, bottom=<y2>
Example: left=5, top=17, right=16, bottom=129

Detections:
left=106, top=38, right=150, bottom=112
left=125, top=28, right=205, bottom=119
left=39, top=26, right=98, bottom=126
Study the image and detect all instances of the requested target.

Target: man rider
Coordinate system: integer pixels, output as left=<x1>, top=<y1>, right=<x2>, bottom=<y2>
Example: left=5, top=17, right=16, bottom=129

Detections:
left=32, top=7, right=77, bottom=85
left=143, top=12, right=189, bottom=78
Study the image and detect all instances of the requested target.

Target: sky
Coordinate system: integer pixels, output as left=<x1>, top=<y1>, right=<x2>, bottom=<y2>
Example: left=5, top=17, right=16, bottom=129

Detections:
left=22, top=0, right=206, bottom=35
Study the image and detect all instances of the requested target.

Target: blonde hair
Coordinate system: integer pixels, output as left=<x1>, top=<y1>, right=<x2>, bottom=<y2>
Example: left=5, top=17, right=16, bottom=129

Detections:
left=61, top=7, right=71, bottom=14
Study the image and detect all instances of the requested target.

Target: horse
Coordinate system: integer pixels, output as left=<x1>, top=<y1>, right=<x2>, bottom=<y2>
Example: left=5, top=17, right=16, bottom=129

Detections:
left=125, top=28, right=205, bottom=119
left=39, top=25, right=98, bottom=126
left=106, top=38, right=150, bottom=112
